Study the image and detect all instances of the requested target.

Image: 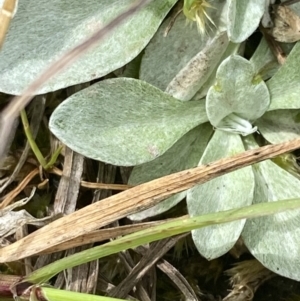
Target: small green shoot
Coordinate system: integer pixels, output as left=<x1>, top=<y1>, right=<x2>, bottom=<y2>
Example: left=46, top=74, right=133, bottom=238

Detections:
left=20, top=109, right=62, bottom=170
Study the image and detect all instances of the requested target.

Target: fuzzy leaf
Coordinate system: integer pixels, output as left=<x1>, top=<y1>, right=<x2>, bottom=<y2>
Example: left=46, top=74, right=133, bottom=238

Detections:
left=165, top=32, right=229, bottom=101
left=250, top=38, right=279, bottom=80
left=0, top=0, right=177, bottom=95
left=140, top=12, right=207, bottom=91
left=129, top=123, right=213, bottom=220
left=227, top=0, right=265, bottom=43
left=257, top=109, right=300, bottom=144
left=206, top=55, right=270, bottom=135
left=192, top=41, right=240, bottom=101
left=243, top=136, right=300, bottom=280
left=267, top=42, right=300, bottom=110
left=49, top=78, right=208, bottom=166
left=187, top=130, right=255, bottom=260
left=140, top=1, right=227, bottom=93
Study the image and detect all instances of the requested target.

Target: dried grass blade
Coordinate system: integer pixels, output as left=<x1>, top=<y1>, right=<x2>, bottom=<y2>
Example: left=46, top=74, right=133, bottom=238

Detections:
left=0, top=138, right=299, bottom=262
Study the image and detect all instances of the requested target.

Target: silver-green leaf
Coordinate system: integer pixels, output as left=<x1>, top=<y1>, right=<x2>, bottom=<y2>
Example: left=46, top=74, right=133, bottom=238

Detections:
left=140, top=12, right=207, bottom=91
left=165, top=32, right=229, bottom=101
left=129, top=123, right=213, bottom=220
left=0, top=0, right=177, bottom=94
left=187, top=130, right=255, bottom=260
left=140, top=0, right=228, bottom=97
left=256, top=110, right=300, bottom=144
left=49, top=78, right=208, bottom=166
left=227, top=0, right=265, bottom=43
left=250, top=37, right=280, bottom=80
left=267, top=42, right=300, bottom=110
left=243, top=136, right=300, bottom=280
left=206, top=55, right=270, bottom=136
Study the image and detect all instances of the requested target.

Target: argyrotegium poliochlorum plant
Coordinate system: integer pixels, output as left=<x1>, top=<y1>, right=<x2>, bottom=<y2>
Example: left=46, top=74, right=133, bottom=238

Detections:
left=2, top=0, right=300, bottom=280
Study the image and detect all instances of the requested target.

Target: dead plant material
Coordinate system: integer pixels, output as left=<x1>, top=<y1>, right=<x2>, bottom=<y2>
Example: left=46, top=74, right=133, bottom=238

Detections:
left=0, top=273, right=23, bottom=298
left=0, top=138, right=299, bottom=262
left=109, top=234, right=188, bottom=299
left=223, top=260, right=275, bottom=301
left=61, top=160, right=115, bottom=294
left=283, top=0, right=300, bottom=4
left=268, top=4, right=300, bottom=43
left=229, top=237, right=249, bottom=259
left=80, top=180, right=132, bottom=191
left=53, top=147, right=83, bottom=215
left=260, top=24, right=286, bottom=65
left=261, top=0, right=300, bottom=64
left=157, top=258, right=199, bottom=301
left=0, top=96, right=46, bottom=194
left=0, top=167, right=39, bottom=209
left=0, top=188, right=59, bottom=245
left=164, top=1, right=183, bottom=37
left=51, top=166, right=132, bottom=191
left=0, top=0, right=18, bottom=49
left=117, top=250, right=153, bottom=301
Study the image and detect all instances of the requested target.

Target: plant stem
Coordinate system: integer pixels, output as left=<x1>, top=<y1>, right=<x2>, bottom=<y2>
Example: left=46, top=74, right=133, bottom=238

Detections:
left=21, top=109, right=62, bottom=170
left=24, top=197, right=300, bottom=284
left=20, top=109, right=47, bottom=169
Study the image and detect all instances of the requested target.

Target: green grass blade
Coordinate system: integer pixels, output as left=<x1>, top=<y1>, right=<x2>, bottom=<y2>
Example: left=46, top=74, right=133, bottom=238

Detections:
left=40, top=286, right=127, bottom=301
left=25, top=198, right=300, bottom=283
left=20, top=109, right=47, bottom=169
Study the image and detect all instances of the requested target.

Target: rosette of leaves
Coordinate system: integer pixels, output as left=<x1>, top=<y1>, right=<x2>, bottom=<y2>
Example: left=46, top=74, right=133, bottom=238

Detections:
left=51, top=43, right=300, bottom=285
left=5, top=0, right=299, bottom=280
left=186, top=42, right=300, bottom=280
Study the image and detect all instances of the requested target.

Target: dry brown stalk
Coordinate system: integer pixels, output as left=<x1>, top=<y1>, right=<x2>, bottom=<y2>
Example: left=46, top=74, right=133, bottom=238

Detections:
left=0, top=137, right=299, bottom=262
left=0, top=167, right=39, bottom=209
left=51, top=166, right=132, bottom=191
left=0, top=0, right=18, bottom=48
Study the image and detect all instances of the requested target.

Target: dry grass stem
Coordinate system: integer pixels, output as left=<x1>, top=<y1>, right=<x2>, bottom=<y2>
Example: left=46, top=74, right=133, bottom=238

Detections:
left=0, top=0, right=18, bottom=48
left=0, top=138, right=299, bottom=262
left=51, top=167, right=132, bottom=190
left=0, top=168, right=39, bottom=209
